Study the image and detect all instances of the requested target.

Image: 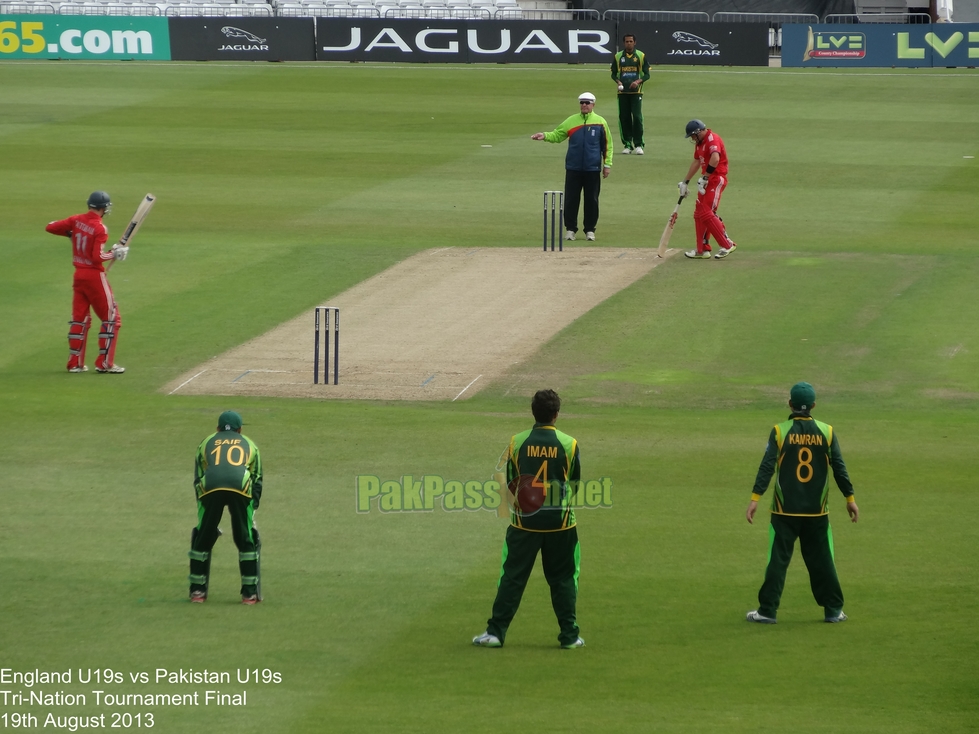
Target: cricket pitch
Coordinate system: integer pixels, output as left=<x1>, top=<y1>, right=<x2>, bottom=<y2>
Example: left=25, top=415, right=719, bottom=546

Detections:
left=164, top=247, right=673, bottom=401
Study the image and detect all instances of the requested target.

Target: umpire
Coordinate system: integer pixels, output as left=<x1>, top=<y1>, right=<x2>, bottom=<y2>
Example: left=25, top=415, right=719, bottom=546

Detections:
left=473, top=389, right=585, bottom=649
left=531, top=92, right=612, bottom=242
left=188, top=410, right=264, bottom=604
left=745, top=382, right=859, bottom=624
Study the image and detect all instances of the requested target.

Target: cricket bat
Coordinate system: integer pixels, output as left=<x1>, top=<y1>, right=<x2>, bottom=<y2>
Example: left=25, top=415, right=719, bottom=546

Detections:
left=657, top=196, right=684, bottom=258
left=118, top=194, right=156, bottom=247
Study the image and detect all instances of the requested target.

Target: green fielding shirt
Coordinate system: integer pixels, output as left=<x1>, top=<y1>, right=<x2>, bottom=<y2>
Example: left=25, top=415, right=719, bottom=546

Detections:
left=610, top=50, right=650, bottom=93
left=752, top=415, right=854, bottom=516
left=505, top=423, right=581, bottom=532
left=194, top=429, right=263, bottom=506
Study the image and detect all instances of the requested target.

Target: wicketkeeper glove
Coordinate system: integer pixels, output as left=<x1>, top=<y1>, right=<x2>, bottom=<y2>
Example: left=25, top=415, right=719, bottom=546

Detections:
left=697, top=175, right=710, bottom=195
left=678, top=180, right=689, bottom=198
left=111, top=243, right=129, bottom=261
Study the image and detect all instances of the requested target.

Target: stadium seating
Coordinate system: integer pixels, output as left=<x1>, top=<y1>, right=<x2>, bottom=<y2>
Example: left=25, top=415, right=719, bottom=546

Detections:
left=3, top=0, right=56, bottom=9
left=0, top=1, right=940, bottom=21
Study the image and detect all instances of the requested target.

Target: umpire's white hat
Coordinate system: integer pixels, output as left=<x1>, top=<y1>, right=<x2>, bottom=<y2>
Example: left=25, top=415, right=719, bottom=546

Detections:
left=578, top=92, right=596, bottom=103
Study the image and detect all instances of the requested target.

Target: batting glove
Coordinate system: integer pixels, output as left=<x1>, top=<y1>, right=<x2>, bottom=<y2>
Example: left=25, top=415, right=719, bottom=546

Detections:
left=697, top=175, right=709, bottom=195
left=678, top=180, right=690, bottom=198
left=111, top=243, right=130, bottom=261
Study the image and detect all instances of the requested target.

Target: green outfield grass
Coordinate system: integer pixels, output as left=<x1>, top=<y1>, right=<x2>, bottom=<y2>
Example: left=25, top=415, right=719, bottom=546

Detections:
left=1, top=62, right=977, bottom=733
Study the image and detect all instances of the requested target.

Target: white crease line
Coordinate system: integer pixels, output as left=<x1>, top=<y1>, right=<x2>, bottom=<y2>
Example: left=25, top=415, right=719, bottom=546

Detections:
left=452, top=374, right=482, bottom=401
left=168, top=369, right=207, bottom=395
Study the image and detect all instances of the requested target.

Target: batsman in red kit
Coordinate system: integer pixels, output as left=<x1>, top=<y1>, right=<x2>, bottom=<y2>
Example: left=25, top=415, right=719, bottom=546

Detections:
left=677, top=119, right=738, bottom=260
left=45, top=191, right=130, bottom=374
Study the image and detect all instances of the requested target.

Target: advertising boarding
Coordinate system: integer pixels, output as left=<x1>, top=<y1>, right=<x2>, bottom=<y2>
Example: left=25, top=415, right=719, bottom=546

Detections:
left=0, top=16, right=170, bottom=59
left=623, top=21, right=769, bottom=66
left=782, top=23, right=979, bottom=67
left=168, top=18, right=315, bottom=61
left=316, top=19, right=617, bottom=63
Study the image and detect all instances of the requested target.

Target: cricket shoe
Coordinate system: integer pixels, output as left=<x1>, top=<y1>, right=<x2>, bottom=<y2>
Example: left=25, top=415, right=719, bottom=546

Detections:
left=621, top=147, right=631, bottom=155
left=96, top=365, right=125, bottom=374
left=634, top=147, right=644, bottom=155
left=824, top=611, right=848, bottom=623
left=715, top=243, right=737, bottom=259
left=746, top=610, right=776, bottom=624
left=684, top=249, right=711, bottom=259
left=190, top=591, right=206, bottom=603
left=242, top=595, right=260, bottom=605
left=561, top=637, right=585, bottom=649
left=472, top=632, right=502, bottom=648
left=585, top=231, right=596, bottom=241
left=68, top=366, right=88, bottom=373
left=565, top=230, right=576, bottom=241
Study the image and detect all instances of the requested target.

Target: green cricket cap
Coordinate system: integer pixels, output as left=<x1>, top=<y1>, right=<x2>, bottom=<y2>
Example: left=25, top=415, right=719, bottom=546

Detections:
left=790, top=382, right=816, bottom=410
left=217, top=410, right=243, bottom=431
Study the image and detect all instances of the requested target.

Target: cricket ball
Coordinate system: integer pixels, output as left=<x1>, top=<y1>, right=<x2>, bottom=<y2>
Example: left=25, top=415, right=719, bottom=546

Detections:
left=509, top=475, right=545, bottom=514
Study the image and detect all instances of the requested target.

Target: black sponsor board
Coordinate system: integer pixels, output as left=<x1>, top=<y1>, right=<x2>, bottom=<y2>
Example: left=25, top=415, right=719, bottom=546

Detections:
left=620, top=22, right=768, bottom=66
left=316, top=19, right=616, bottom=63
left=169, top=18, right=315, bottom=61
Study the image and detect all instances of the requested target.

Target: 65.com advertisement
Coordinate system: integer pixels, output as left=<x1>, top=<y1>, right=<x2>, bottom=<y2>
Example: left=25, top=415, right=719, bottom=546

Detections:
left=0, top=16, right=170, bottom=59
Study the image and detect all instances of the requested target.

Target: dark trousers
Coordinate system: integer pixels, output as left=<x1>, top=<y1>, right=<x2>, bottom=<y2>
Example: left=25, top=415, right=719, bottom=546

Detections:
left=758, top=513, right=844, bottom=618
left=189, top=492, right=258, bottom=597
left=564, top=169, right=601, bottom=234
left=486, top=525, right=580, bottom=646
left=617, top=94, right=644, bottom=149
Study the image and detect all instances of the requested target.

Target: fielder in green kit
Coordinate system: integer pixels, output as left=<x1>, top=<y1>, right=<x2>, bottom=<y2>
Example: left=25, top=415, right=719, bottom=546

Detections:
left=610, top=33, right=650, bottom=155
left=746, top=383, right=859, bottom=624
left=188, top=410, right=264, bottom=604
left=473, top=389, right=584, bottom=649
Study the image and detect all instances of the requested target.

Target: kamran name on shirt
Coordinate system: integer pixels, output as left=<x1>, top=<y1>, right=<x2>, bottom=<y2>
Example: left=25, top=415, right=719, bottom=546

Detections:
left=789, top=433, right=824, bottom=446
